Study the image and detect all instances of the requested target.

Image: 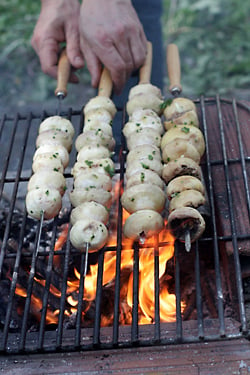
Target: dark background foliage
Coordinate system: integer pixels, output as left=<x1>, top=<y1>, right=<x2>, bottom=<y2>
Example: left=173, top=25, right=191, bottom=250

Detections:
left=0, top=0, right=249, bottom=113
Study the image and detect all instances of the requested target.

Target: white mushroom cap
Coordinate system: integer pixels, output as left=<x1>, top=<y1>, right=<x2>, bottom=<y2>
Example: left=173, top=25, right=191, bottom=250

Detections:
left=75, top=130, right=115, bottom=152
left=36, top=129, right=73, bottom=152
left=70, top=202, right=109, bottom=226
left=70, top=219, right=108, bottom=251
left=121, top=183, right=166, bottom=214
left=39, top=116, right=75, bottom=138
left=84, top=96, right=117, bottom=118
left=32, top=153, right=64, bottom=173
left=33, top=144, right=69, bottom=168
left=28, top=170, right=66, bottom=196
left=168, top=206, right=206, bottom=243
left=123, top=209, right=164, bottom=240
left=26, top=188, right=62, bottom=220
left=70, top=188, right=112, bottom=209
left=77, top=145, right=111, bottom=161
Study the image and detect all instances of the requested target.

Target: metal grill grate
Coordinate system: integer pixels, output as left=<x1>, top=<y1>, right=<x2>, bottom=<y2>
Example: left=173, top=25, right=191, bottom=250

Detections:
left=0, top=96, right=249, bottom=354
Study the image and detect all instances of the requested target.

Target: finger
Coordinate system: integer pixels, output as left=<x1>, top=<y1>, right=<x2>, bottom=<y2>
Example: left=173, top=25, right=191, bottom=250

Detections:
left=101, top=46, right=127, bottom=94
left=129, top=30, right=147, bottom=69
left=37, top=37, right=60, bottom=79
left=80, top=38, right=102, bottom=88
left=65, top=23, right=85, bottom=69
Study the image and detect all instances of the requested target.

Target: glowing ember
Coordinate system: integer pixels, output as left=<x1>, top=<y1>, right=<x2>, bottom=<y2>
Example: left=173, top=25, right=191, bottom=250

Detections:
left=14, top=220, right=185, bottom=327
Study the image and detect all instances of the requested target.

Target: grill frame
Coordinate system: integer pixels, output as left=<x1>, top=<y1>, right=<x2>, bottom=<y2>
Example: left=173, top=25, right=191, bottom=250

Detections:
left=0, top=96, right=249, bottom=354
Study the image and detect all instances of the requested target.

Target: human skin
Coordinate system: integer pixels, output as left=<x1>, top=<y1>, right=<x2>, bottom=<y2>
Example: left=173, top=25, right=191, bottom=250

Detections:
left=79, top=0, right=147, bottom=93
left=31, top=0, right=84, bottom=83
left=32, top=0, right=147, bottom=93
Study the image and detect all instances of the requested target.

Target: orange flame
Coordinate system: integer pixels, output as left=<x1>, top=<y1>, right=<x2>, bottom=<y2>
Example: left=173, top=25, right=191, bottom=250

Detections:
left=14, top=181, right=185, bottom=327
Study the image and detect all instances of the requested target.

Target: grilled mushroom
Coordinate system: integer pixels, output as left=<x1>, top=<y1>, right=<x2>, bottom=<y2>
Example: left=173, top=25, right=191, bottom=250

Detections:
left=161, top=125, right=205, bottom=157
left=164, top=110, right=199, bottom=131
left=83, top=119, right=113, bottom=137
left=71, top=158, right=115, bottom=179
left=70, top=219, right=108, bottom=251
left=126, top=94, right=164, bottom=117
left=162, top=139, right=201, bottom=164
left=70, top=201, right=109, bottom=226
left=123, top=209, right=164, bottom=240
left=26, top=187, right=62, bottom=220
left=126, top=169, right=165, bottom=190
left=75, top=130, right=115, bottom=152
left=162, top=157, right=202, bottom=184
left=166, top=176, right=205, bottom=200
left=167, top=206, right=206, bottom=243
left=32, top=153, right=64, bottom=173
left=169, top=189, right=206, bottom=212
left=77, top=145, right=111, bottom=161
left=126, top=128, right=161, bottom=150
left=39, top=116, right=75, bottom=138
left=84, top=96, right=117, bottom=118
left=33, top=144, right=69, bottom=168
left=69, top=188, right=112, bottom=209
left=84, top=108, right=112, bottom=125
left=28, top=170, right=66, bottom=196
left=73, top=171, right=112, bottom=192
left=36, top=129, right=73, bottom=152
left=121, top=183, right=166, bottom=214
left=163, top=97, right=197, bottom=121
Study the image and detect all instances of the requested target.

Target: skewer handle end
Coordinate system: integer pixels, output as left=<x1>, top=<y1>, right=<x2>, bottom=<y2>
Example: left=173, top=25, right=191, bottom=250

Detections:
left=167, top=44, right=182, bottom=96
left=55, top=49, right=71, bottom=98
left=98, top=67, right=113, bottom=97
left=139, top=41, right=153, bottom=84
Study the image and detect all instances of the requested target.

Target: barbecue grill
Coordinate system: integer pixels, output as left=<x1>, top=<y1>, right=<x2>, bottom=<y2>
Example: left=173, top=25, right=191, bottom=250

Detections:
left=0, top=96, right=250, bottom=356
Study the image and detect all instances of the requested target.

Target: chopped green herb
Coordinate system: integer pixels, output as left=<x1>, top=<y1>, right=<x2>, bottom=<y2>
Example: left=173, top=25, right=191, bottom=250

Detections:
left=104, top=164, right=115, bottom=177
left=171, top=192, right=180, bottom=198
left=148, top=154, right=153, bottom=160
left=141, top=163, right=149, bottom=169
left=181, top=126, right=190, bottom=133
left=85, top=160, right=93, bottom=167
left=140, top=172, right=145, bottom=182
left=160, top=98, right=173, bottom=110
left=45, top=190, right=49, bottom=196
left=53, top=168, right=59, bottom=172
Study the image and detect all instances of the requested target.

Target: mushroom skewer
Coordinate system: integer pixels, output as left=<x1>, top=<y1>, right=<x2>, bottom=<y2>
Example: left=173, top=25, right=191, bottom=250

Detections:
left=165, top=44, right=207, bottom=251
left=122, top=42, right=166, bottom=243
left=70, top=67, right=116, bottom=274
left=167, top=43, right=190, bottom=251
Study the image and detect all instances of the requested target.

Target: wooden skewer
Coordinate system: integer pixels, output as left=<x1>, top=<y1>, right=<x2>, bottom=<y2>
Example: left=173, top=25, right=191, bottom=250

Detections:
left=139, top=41, right=153, bottom=84
left=83, top=242, right=89, bottom=277
left=54, top=48, right=71, bottom=98
left=167, top=43, right=182, bottom=96
left=98, top=67, right=113, bottom=97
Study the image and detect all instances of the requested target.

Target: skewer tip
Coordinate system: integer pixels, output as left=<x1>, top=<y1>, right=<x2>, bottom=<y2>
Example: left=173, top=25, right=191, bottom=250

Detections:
left=83, top=242, right=89, bottom=277
left=184, top=229, right=191, bottom=252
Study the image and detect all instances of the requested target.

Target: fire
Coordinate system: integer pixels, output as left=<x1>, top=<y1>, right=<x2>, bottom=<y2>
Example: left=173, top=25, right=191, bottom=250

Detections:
left=14, top=181, right=185, bottom=327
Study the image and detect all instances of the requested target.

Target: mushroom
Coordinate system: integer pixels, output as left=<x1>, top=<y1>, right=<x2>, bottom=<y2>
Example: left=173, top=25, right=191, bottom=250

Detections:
left=167, top=206, right=206, bottom=243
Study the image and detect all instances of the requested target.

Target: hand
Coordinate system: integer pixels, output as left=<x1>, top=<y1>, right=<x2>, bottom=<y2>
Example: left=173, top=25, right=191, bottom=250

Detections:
left=31, top=0, right=84, bottom=82
left=79, top=0, right=147, bottom=94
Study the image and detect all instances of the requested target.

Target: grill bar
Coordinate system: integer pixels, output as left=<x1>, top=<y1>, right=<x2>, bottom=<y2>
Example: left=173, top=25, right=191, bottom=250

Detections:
left=195, top=242, right=204, bottom=338
left=131, top=243, right=139, bottom=344
left=201, top=96, right=226, bottom=337
left=0, top=98, right=249, bottom=354
left=154, top=237, right=160, bottom=342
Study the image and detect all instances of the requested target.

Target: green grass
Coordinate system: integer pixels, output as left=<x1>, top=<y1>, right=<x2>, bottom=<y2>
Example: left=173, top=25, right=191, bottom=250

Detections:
left=0, top=0, right=249, bottom=108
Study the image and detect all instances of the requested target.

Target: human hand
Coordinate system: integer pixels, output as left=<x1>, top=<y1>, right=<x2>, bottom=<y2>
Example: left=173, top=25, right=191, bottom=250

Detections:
left=31, top=0, right=84, bottom=82
left=79, top=0, right=147, bottom=94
